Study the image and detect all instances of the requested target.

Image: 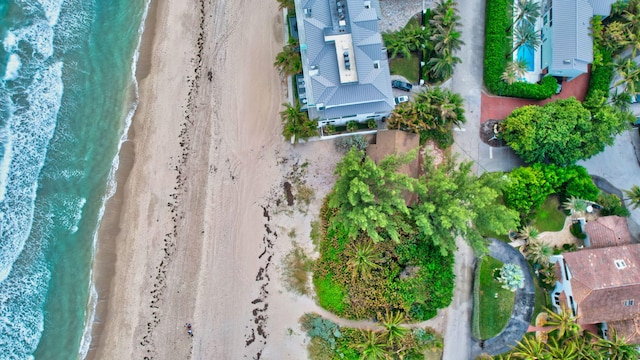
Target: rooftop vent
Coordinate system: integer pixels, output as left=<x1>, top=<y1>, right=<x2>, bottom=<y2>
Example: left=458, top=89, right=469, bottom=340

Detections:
left=304, top=8, right=312, bottom=17
left=364, top=0, right=371, bottom=8
left=373, top=60, right=380, bottom=69
left=615, top=259, right=627, bottom=269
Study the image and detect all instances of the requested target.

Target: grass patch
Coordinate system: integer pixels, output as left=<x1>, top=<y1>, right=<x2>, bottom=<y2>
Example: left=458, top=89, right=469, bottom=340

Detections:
left=389, top=55, right=420, bottom=84
left=473, top=256, right=516, bottom=340
left=530, top=265, right=550, bottom=325
left=532, top=196, right=566, bottom=232
left=282, top=242, right=314, bottom=295
left=314, top=274, right=346, bottom=313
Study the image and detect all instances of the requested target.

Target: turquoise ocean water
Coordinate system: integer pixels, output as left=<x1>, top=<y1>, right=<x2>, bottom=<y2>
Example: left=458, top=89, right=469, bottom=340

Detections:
left=0, top=0, right=148, bottom=358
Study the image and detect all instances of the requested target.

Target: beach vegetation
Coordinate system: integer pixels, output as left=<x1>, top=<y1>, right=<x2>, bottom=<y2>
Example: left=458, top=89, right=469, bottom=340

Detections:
left=301, top=313, right=443, bottom=360
left=387, top=86, right=466, bottom=148
left=280, top=102, right=318, bottom=143
left=335, top=135, right=369, bottom=153
left=597, top=192, right=630, bottom=217
left=314, top=149, right=517, bottom=321
left=282, top=241, right=314, bottom=295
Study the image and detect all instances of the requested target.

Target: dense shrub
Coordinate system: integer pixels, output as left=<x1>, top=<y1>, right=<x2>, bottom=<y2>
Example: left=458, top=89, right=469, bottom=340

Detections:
left=504, top=163, right=599, bottom=217
left=597, top=192, right=630, bottom=217
left=585, top=45, right=614, bottom=102
left=484, top=0, right=557, bottom=99
left=334, top=135, right=369, bottom=153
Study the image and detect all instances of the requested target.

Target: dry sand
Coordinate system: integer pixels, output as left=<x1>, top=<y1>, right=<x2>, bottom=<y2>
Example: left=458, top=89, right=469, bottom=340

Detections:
left=86, top=0, right=451, bottom=358
left=85, top=0, right=343, bottom=358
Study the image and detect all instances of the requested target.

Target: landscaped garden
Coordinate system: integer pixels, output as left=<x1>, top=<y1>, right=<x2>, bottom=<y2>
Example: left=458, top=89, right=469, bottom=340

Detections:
left=384, top=0, right=463, bottom=84
left=531, top=196, right=565, bottom=232
left=472, top=256, right=516, bottom=340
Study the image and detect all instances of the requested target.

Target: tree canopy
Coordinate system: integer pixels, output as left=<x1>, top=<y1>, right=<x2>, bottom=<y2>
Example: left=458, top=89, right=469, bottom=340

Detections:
left=502, top=97, right=629, bottom=166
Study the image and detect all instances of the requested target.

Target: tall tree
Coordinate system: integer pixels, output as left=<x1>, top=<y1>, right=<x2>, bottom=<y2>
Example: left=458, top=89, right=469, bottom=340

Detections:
left=511, top=334, right=547, bottom=359
left=597, top=330, right=640, bottom=360
left=274, top=43, right=301, bottom=76
left=388, top=87, right=466, bottom=133
left=506, top=22, right=541, bottom=59
left=545, top=306, right=581, bottom=339
left=280, top=102, right=318, bottom=143
left=502, top=98, right=628, bottom=166
left=563, top=196, right=588, bottom=216
left=526, top=238, right=553, bottom=265
left=428, top=48, right=462, bottom=81
left=614, top=57, right=640, bottom=95
left=412, top=155, right=518, bottom=256
left=507, top=0, right=541, bottom=34
left=328, top=148, right=416, bottom=242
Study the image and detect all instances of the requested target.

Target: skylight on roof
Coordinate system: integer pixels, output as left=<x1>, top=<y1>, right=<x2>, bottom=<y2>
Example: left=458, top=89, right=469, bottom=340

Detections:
left=614, top=259, right=627, bottom=269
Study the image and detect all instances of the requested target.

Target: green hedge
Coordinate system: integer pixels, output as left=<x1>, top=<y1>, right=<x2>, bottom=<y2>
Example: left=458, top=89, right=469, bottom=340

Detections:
left=484, top=0, right=557, bottom=99
left=585, top=44, right=614, bottom=100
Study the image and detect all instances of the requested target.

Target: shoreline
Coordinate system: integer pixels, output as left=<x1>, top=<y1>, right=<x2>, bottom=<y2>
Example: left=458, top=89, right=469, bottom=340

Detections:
left=84, top=0, right=157, bottom=357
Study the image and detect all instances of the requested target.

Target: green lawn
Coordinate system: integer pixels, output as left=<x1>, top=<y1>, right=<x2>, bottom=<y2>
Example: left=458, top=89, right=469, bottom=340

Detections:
left=390, top=55, right=420, bottom=84
left=473, top=256, right=516, bottom=340
left=533, top=196, right=566, bottom=232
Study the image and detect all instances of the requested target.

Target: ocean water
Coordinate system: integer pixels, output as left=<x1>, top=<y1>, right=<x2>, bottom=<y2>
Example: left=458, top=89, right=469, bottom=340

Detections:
left=0, top=0, right=148, bottom=358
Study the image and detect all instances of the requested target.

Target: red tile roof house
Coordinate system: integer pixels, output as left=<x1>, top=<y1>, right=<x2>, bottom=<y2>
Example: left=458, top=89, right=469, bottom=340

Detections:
left=550, top=216, right=640, bottom=343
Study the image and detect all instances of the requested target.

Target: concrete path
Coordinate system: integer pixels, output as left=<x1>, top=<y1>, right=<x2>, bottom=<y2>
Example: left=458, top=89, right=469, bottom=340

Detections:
left=470, top=239, right=535, bottom=358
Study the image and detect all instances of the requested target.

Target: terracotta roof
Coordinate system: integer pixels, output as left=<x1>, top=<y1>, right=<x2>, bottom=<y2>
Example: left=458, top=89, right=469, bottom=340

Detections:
left=366, top=130, right=420, bottom=205
left=584, top=216, right=632, bottom=249
left=562, top=244, right=640, bottom=324
left=609, top=318, right=640, bottom=344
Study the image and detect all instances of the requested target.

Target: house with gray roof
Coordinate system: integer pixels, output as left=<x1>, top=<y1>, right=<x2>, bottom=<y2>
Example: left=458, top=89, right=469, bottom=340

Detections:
left=293, top=0, right=395, bottom=127
left=540, top=0, right=616, bottom=80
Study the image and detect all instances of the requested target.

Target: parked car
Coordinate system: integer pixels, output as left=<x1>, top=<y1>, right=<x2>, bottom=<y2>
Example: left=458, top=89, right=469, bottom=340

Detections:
left=394, top=95, right=409, bottom=105
left=391, top=80, right=412, bottom=92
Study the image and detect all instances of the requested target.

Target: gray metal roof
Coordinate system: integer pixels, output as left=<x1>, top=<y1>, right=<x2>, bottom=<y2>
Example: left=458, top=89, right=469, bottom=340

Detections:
left=295, top=0, right=394, bottom=119
left=551, top=0, right=593, bottom=73
left=588, top=0, right=616, bottom=17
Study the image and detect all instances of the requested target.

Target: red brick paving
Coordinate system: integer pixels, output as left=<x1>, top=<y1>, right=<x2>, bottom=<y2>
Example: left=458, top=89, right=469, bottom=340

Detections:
left=481, top=72, right=590, bottom=123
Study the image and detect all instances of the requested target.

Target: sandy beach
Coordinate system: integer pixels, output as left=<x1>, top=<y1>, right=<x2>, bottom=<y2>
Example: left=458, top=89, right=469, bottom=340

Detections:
left=84, top=0, right=348, bottom=358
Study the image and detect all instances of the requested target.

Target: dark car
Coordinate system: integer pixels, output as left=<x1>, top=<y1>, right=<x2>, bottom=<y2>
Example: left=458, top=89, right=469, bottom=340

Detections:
left=391, top=80, right=412, bottom=92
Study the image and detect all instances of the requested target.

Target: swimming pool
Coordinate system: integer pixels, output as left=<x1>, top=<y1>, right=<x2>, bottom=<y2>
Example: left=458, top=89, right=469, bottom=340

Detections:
left=517, top=45, right=534, bottom=72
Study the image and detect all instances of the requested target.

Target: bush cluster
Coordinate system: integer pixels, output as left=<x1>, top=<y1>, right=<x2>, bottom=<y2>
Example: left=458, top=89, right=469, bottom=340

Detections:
left=503, top=163, right=599, bottom=219
left=484, top=0, right=557, bottom=99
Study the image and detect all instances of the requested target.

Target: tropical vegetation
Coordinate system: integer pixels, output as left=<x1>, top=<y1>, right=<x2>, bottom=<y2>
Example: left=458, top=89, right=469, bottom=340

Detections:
left=489, top=307, right=640, bottom=359
left=314, top=149, right=518, bottom=321
left=502, top=97, right=630, bottom=166
left=300, top=313, right=444, bottom=359
left=484, top=0, right=558, bottom=99
left=280, top=102, right=318, bottom=143
left=387, top=86, right=466, bottom=148
left=383, top=0, right=463, bottom=83
left=497, top=263, right=525, bottom=291
left=274, top=40, right=301, bottom=76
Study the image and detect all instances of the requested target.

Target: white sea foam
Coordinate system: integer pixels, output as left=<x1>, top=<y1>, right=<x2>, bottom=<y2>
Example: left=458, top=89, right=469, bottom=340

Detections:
left=0, top=62, right=63, bottom=284
left=0, top=124, right=13, bottom=202
left=79, top=1, right=151, bottom=358
left=3, top=53, right=22, bottom=80
left=36, top=0, right=64, bottom=26
left=13, top=21, right=54, bottom=59
left=3, top=31, right=17, bottom=52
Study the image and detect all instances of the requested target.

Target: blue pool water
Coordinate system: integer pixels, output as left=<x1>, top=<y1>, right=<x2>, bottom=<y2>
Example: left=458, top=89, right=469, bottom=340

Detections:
left=517, top=45, right=534, bottom=72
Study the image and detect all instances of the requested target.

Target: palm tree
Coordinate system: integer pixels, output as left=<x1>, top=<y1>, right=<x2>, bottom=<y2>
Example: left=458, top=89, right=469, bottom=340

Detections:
left=546, top=335, right=580, bottom=359
left=511, top=334, right=546, bottom=359
left=378, top=310, right=408, bottom=348
left=502, top=60, right=529, bottom=84
left=517, top=225, right=539, bottom=243
left=613, top=57, right=640, bottom=96
left=428, top=48, right=461, bottom=81
left=431, top=27, right=464, bottom=55
left=274, top=44, right=301, bottom=76
left=346, top=240, right=382, bottom=280
left=276, top=0, right=294, bottom=11
left=507, top=0, right=541, bottom=34
left=353, top=330, right=388, bottom=360
left=430, top=0, right=461, bottom=31
left=545, top=306, right=581, bottom=340
left=506, top=22, right=541, bottom=59
left=562, top=196, right=588, bottom=217
left=526, top=238, right=553, bottom=265
left=624, top=185, right=640, bottom=209
left=597, top=329, right=640, bottom=359
left=383, top=31, right=412, bottom=59
left=280, top=102, right=317, bottom=143
left=611, top=90, right=632, bottom=111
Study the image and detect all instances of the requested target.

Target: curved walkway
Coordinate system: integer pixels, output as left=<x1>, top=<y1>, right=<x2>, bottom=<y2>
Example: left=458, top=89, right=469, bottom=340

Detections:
left=470, top=238, right=535, bottom=357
